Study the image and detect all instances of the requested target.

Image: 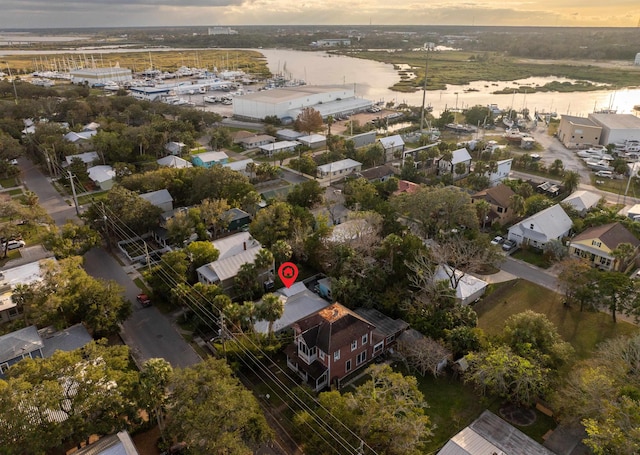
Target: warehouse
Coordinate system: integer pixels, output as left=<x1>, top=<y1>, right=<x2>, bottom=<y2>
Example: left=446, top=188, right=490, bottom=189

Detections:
left=588, top=113, right=640, bottom=145
left=233, top=85, right=373, bottom=121
left=70, top=67, right=132, bottom=87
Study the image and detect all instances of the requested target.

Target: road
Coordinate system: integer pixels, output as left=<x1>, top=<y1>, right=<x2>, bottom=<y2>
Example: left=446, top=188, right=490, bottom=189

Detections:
left=83, top=247, right=201, bottom=368
left=499, top=256, right=560, bottom=292
left=18, top=157, right=78, bottom=226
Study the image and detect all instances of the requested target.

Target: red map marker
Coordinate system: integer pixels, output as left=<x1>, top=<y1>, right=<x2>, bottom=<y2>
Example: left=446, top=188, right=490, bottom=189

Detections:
left=278, top=262, right=299, bottom=288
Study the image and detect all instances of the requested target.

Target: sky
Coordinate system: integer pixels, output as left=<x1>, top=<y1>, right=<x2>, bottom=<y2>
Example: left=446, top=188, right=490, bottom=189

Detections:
left=0, top=0, right=639, bottom=29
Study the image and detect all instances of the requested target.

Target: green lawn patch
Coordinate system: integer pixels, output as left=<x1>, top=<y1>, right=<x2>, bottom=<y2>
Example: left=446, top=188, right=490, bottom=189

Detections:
left=8, top=188, right=23, bottom=196
left=76, top=191, right=107, bottom=206
left=511, top=249, right=551, bottom=268
left=0, top=177, right=19, bottom=188
left=475, top=279, right=640, bottom=359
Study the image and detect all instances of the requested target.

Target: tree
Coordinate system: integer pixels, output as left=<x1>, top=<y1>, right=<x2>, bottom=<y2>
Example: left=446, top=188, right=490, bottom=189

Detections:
left=234, top=262, right=261, bottom=300
left=294, top=107, right=323, bottom=134
left=42, top=222, right=102, bottom=259
left=524, top=194, right=554, bottom=216
left=557, top=258, right=594, bottom=308
left=139, top=358, right=173, bottom=439
left=398, top=336, right=452, bottom=377
left=256, top=293, right=284, bottom=336
left=287, top=180, right=324, bottom=208
left=612, top=242, right=639, bottom=273
left=295, top=364, right=432, bottom=455
left=475, top=199, right=491, bottom=229
left=343, top=177, right=381, bottom=211
left=184, top=241, right=220, bottom=283
left=249, top=201, right=294, bottom=248
left=270, top=239, right=292, bottom=269
left=562, top=170, right=581, bottom=194
left=549, top=159, right=564, bottom=176
left=502, top=310, right=574, bottom=368
left=199, top=198, right=231, bottom=238
left=145, top=250, right=189, bottom=298
left=465, top=344, right=550, bottom=406
left=591, top=271, right=640, bottom=323
left=165, top=358, right=273, bottom=455
left=166, top=210, right=196, bottom=246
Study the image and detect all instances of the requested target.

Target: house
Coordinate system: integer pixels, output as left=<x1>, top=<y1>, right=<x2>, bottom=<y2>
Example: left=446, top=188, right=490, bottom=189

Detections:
left=561, top=190, right=601, bottom=215
left=259, top=141, right=299, bottom=157
left=254, top=282, right=331, bottom=335
left=285, top=303, right=376, bottom=391
left=471, top=183, right=516, bottom=226
left=238, top=134, right=275, bottom=150
left=346, top=131, right=376, bottom=149
left=355, top=164, right=396, bottom=183
left=232, top=130, right=257, bottom=144
left=485, top=158, right=513, bottom=186
left=536, top=181, right=561, bottom=197
left=64, top=129, right=97, bottom=144
left=438, top=147, right=472, bottom=179
left=316, top=159, right=362, bottom=179
left=73, top=431, right=139, bottom=455
left=87, top=165, right=115, bottom=190
left=222, top=207, right=252, bottom=232
left=196, top=232, right=267, bottom=291
left=157, top=155, right=193, bottom=169
left=393, top=180, right=421, bottom=195
left=297, top=134, right=327, bottom=149
left=0, top=324, right=92, bottom=376
left=191, top=151, right=229, bottom=168
left=507, top=204, right=573, bottom=249
left=164, top=141, right=186, bottom=156
left=0, top=259, right=54, bottom=323
left=140, top=189, right=174, bottom=212
left=569, top=222, right=640, bottom=271
left=277, top=129, right=305, bottom=141
left=378, top=134, right=405, bottom=162
left=437, top=410, right=555, bottom=455
left=353, top=307, right=409, bottom=358
left=64, top=151, right=99, bottom=167
left=434, top=265, right=488, bottom=305
left=223, top=158, right=255, bottom=176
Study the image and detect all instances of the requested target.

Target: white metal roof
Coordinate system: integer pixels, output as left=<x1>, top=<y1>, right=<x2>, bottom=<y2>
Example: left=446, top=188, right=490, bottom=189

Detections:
left=65, top=151, right=99, bottom=165
left=298, top=134, right=326, bottom=144
left=254, top=288, right=330, bottom=334
left=140, top=189, right=173, bottom=207
left=317, top=159, right=361, bottom=174
left=88, top=165, right=115, bottom=183
left=509, top=204, right=572, bottom=243
left=157, top=156, right=192, bottom=168
left=259, top=141, right=300, bottom=152
left=223, top=158, right=254, bottom=172
left=434, top=265, right=488, bottom=303
left=561, top=190, right=601, bottom=212
left=379, top=134, right=404, bottom=149
left=192, top=151, right=228, bottom=163
left=451, top=147, right=472, bottom=165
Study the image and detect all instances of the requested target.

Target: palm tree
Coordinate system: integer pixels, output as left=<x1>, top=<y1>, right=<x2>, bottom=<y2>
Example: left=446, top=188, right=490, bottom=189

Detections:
left=246, top=162, right=257, bottom=181
left=549, top=159, right=564, bottom=176
left=510, top=194, right=526, bottom=217
left=562, top=171, right=581, bottom=194
left=475, top=200, right=492, bottom=229
left=254, top=248, right=274, bottom=273
left=270, top=239, right=292, bottom=269
left=258, top=293, right=285, bottom=337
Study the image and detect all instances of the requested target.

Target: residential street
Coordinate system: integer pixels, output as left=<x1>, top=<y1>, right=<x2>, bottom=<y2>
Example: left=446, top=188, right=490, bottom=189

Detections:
left=18, top=157, right=78, bottom=226
left=498, top=255, right=560, bottom=292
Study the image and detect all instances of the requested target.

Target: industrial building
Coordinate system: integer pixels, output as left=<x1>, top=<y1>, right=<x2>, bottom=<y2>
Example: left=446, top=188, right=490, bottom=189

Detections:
left=233, top=85, right=373, bottom=122
left=70, top=67, right=132, bottom=87
left=558, top=113, right=640, bottom=148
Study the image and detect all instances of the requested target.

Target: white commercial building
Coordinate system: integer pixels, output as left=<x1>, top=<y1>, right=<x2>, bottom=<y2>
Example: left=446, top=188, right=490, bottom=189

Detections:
left=588, top=113, right=640, bottom=145
left=70, top=67, right=132, bottom=87
left=233, top=85, right=372, bottom=122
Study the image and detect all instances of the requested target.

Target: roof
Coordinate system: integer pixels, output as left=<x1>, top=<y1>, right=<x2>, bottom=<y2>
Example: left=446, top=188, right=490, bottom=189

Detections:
left=277, top=129, right=305, bottom=140
left=437, top=410, right=555, bottom=455
left=223, top=207, right=251, bottom=222
left=73, top=431, right=139, bottom=455
left=254, top=287, right=331, bottom=334
left=451, top=147, right=472, bottom=165
left=434, top=265, right=488, bottom=303
left=65, top=151, right=99, bottom=166
left=87, top=165, right=115, bottom=183
left=223, top=158, right=254, bottom=173
left=472, top=184, right=515, bottom=208
left=297, top=134, right=326, bottom=144
left=140, top=189, right=173, bottom=207
left=192, top=151, right=228, bottom=163
left=197, top=232, right=262, bottom=283
left=510, top=204, right=572, bottom=242
left=393, top=180, right=421, bottom=195
left=213, top=232, right=260, bottom=260
left=239, top=134, right=275, bottom=144
left=0, top=326, right=43, bottom=364
left=234, top=84, right=351, bottom=103
left=589, top=113, right=640, bottom=130
left=572, top=222, right=640, bottom=250
left=561, top=190, right=601, bottom=212
left=561, top=114, right=599, bottom=127
left=157, top=155, right=193, bottom=168
left=259, top=141, right=300, bottom=152
left=164, top=141, right=186, bottom=154
left=294, top=303, right=375, bottom=354
left=358, top=164, right=396, bottom=181
left=379, top=134, right=404, bottom=149
left=40, top=323, right=93, bottom=358
left=64, top=130, right=97, bottom=143
left=354, top=308, right=409, bottom=338
left=317, top=159, right=362, bottom=174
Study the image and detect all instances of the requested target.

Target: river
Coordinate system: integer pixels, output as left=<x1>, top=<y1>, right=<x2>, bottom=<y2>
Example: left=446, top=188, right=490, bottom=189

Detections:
left=2, top=45, right=639, bottom=117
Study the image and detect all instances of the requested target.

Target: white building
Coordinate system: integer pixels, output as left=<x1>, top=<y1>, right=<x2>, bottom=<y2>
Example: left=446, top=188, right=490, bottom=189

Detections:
left=561, top=190, right=601, bottom=215
left=316, top=159, right=362, bottom=179
left=588, top=113, right=640, bottom=145
left=259, top=141, right=299, bottom=157
left=223, top=159, right=254, bottom=176
left=297, top=134, right=327, bottom=149
left=140, top=189, right=174, bottom=212
left=233, top=85, right=372, bottom=122
left=208, top=27, right=238, bottom=35
left=434, top=265, right=488, bottom=306
left=64, top=151, right=99, bottom=166
left=87, top=165, right=115, bottom=190
left=507, top=204, right=573, bottom=249
left=635, top=52, right=640, bottom=66
left=70, top=67, right=132, bottom=87
left=486, top=158, right=513, bottom=186
left=157, top=155, right=192, bottom=169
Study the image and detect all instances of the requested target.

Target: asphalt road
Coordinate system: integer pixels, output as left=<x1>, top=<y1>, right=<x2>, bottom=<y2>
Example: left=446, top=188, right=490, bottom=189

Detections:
left=499, top=255, right=560, bottom=292
left=83, top=247, right=201, bottom=369
left=18, top=157, right=78, bottom=226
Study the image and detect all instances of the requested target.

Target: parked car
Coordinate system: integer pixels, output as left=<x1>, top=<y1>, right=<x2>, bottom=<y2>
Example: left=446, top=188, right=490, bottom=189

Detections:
left=594, top=170, right=613, bottom=178
left=490, top=236, right=504, bottom=246
left=502, top=239, right=517, bottom=252
left=136, top=293, right=152, bottom=307
left=2, top=240, right=25, bottom=250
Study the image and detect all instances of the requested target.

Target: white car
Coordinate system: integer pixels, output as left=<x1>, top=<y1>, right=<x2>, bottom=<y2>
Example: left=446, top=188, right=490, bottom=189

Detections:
left=490, top=236, right=504, bottom=245
left=3, top=240, right=25, bottom=250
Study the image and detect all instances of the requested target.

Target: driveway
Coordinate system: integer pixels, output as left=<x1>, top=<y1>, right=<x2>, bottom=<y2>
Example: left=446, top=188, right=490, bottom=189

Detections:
left=499, top=255, right=560, bottom=292
left=18, top=157, right=78, bottom=227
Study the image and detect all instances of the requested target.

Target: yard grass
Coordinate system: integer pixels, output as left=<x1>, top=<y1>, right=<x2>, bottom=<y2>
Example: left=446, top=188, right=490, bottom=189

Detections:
left=475, top=279, right=640, bottom=359
left=510, top=248, right=551, bottom=268
left=0, top=177, right=20, bottom=188
left=76, top=190, right=107, bottom=206
left=8, top=188, right=23, bottom=196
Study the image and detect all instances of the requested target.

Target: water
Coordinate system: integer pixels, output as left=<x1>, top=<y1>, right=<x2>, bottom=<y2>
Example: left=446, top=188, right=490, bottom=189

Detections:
left=255, top=48, right=640, bottom=117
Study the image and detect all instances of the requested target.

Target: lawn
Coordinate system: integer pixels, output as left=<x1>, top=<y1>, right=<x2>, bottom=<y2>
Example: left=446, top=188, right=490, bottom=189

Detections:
left=475, top=279, right=640, bottom=359
left=0, top=177, right=20, bottom=188
left=511, top=248, right=551, bottom=268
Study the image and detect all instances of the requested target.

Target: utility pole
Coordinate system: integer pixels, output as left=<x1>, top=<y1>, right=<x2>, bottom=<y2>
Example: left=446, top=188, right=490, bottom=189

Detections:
left=101, top=201, right=111, bottom=250
left=420, top=48, right=429, bottom=132
left=68, top=170, right=80, bottom=216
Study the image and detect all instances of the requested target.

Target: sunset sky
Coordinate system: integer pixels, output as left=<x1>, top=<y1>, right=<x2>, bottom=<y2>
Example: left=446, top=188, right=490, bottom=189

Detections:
left=1, top=0, right=639, bottom=28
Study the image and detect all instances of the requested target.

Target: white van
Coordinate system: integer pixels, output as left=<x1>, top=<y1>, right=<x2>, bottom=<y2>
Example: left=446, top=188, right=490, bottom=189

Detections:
left=595, top=170, right=613, bottom=178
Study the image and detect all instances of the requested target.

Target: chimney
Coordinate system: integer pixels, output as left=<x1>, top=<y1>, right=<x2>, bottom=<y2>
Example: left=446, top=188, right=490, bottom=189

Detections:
left=243, top=241, right=246, bottom=250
